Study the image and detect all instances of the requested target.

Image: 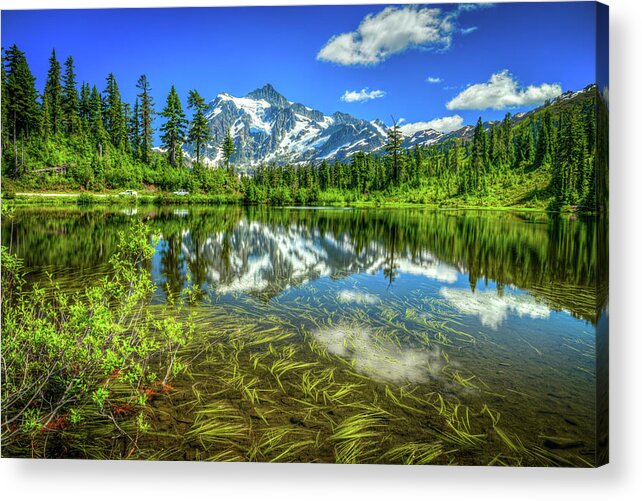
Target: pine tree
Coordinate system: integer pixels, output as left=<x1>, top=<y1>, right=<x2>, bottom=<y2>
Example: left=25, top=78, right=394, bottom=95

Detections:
left=516, top=125, right=534, bottom=167
left=488, top=123, right=500, bottom=169
left=187, top=89, right=210, bottom=165
left=3, top=45, right=40, bottom=168
left=500, top=112, right=514, bottom=168
left=79, top=82, right=92, bottom=128
left=4, top=45, right=40, bottom=139
left=469, top=117, right=487, bottom=193
left=385, top=118, right=403, bottom=184
left=160, top=85, right=188, bottom=167
left=89, top=85, right=107, bottom=157
left=41, top=93, right=52, bottom=139
left=62, top=56, right=80, bottom=135
left=128, top=98, right=141, bottom=157
left=450, top=140, right=461, bottom=174
left=1, top=51, right=8, bottom=148
left=534, top=110, right=552, bottom=169
left=554, top=108, right=586, bottom=207
left=412, top=144, right=423, bottom=184
left=44, top=49, right=63, bottom=135
left=103, top=73, right=128, bottom=149
left=136, top=74, right=155, bottom=163
left=221, top=128, right=236, bottom=169
left=319, top=159, right=330, bottom=190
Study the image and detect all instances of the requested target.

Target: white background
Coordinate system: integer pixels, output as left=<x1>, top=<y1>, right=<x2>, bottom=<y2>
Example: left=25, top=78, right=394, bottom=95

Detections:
left=0, top=1, right=640, bottom=499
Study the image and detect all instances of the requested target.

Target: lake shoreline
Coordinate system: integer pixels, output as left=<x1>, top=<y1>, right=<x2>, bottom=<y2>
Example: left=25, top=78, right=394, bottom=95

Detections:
left=1, top=191, right=595, bottom=214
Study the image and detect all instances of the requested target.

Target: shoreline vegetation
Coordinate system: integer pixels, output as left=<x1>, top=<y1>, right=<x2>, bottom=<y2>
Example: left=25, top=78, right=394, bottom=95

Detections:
left=0, top=190, right=596, bottom=214
left=1, top=219, right=195, bottom=459
left=2, top=45, right=607, bottom=216
left=0, top=194, right=567, bottom=212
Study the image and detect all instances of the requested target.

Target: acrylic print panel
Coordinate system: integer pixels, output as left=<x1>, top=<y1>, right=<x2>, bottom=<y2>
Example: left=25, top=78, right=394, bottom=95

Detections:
left=0, top=2, right=608, bottom=466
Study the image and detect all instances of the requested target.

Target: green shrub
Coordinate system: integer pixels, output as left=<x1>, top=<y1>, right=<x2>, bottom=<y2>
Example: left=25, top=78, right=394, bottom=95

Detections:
left=77, top=192, right=96, bottom=205
left=1, top=222, right=195, bottom=458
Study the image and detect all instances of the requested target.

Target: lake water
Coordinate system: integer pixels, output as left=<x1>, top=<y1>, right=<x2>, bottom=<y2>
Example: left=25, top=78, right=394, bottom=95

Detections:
left=1, top=205, right=608, bottom=465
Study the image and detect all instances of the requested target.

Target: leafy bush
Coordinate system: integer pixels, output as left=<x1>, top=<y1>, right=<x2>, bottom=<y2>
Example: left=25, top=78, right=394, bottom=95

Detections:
left=77, top=192, right=96, bottom=205
left=1, top=221, right=195, bottom=458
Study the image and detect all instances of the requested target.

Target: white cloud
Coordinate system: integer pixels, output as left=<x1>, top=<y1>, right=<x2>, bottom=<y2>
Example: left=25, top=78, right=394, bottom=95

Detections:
left=426, top=76, right=443, bottom=84
left=446, top=70, right=562, bottom=110
left=318, top=6, right=455, bottom=66
left=399, top=115, right=464, bottom=135
left=340, top=88, right=386, bottom=103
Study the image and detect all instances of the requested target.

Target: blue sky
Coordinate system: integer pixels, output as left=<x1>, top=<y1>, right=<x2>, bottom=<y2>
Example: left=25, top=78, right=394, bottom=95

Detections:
left=2, top=2, right=598, bottom=135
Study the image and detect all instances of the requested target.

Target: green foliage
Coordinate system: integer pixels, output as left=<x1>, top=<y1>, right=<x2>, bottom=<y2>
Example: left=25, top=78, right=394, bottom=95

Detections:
left=62, top=56, right=80, bottom=135
left=187, top=89, right=211, bottom=165
left=160, top=85, right=188, bottom=167
left=103, top=73, right=128, bottom=149
left=44, top=49, right=63, bottom=136
left=1, top=222, right=194, bottom=457
left=136, top=74, right=155, bottom=163
left=221, top=127, right=236, bottom=169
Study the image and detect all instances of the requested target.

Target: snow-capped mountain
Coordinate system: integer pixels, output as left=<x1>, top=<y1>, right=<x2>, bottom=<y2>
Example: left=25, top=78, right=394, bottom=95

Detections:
left=185, top=83, right=596, bottom=168
left=402, top=128, right=445, bottom=148
left=188, top=84, right=389, bottom=167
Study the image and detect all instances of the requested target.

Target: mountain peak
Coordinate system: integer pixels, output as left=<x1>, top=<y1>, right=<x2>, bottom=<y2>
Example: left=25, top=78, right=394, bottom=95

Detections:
left=245, top=83, right=289, bottom=107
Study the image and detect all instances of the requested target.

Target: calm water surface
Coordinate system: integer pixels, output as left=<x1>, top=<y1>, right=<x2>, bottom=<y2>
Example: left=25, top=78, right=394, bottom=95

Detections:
left=2, top=205, right=608, bottom=465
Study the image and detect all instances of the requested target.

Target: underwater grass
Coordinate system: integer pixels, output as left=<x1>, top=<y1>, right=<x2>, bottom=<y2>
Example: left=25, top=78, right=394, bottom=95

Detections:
left=10, top=271, right=596, bottom=466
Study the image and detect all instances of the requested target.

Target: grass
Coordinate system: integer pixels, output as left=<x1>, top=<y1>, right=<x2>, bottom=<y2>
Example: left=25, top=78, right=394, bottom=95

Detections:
left=118, top=290, right=596, bottom=466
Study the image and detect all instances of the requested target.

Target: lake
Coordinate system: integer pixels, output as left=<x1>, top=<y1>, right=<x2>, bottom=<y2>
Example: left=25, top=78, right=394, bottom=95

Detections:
left=1, top=205, right=608, bottom=465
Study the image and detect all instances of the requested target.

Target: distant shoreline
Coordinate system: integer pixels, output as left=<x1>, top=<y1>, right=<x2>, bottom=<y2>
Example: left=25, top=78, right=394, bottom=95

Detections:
left=1, top=191, right=596, bottom=215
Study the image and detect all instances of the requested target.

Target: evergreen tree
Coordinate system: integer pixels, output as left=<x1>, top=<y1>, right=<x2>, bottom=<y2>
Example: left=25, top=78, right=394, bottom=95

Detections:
left=128, top=99, right=141, bottom=156
left=3, top=45, right=40, bottom=139
left=78, top=82, right=92, bottom=128
left=516, top=125, right=534, bottom=167
left=221, top=128, right=236, bottom=169
left=385, top=119, right=403, bottom=184
left=412, top=144, right=423, bottom=184
left=160, top=85, right=188, bottom=167
left=3, top=45, right=40, bottom=168
left=136, top=74, right=155, bottom=162
left=40, top=93, right=52, bottom=139
left=62, top=56, right=80, bottom=135
left=488, top=123, right=500, bottom=169
left=187, top=89, right=210, bottom=165
left=450, top=140, right=461, bottom=174
left=44, top=49, right=63, bottom=135
left=500, top=112, right=514, bottom=167
left=1, top=51, right=8, bottom=148
left=554, top=108, right=586, bottom=207
left=534, top=110, right=553, bottom=168
left=89, top=85, right=107, bottom=157
left=103, top=73, right=128, bottom=149
left=469, top=117, right=487, bottom=193
left=319, top=160, right=330, bottom=190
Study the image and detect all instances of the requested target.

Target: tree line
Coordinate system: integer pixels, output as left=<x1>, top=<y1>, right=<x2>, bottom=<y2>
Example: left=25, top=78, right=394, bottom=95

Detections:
left=2, top=45, right=607, bottom=212
left=2, top=45, right=237, bottom=192
left=245, top=88, right=605, bottom=212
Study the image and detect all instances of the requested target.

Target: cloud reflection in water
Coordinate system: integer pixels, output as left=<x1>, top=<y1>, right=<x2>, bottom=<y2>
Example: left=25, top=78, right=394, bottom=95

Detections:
left=440, top=287, right=550, bottom=329
left=313, top=324, right=444, bottom=384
